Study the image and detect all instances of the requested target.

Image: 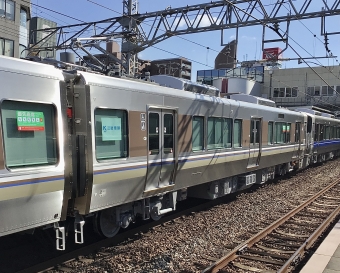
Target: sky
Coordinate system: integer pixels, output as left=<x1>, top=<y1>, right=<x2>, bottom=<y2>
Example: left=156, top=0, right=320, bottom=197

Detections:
left=31, top=0, right=340, bottom=81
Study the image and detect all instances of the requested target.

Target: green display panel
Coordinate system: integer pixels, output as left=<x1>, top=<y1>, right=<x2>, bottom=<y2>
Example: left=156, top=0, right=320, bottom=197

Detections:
left=16, top=111, right=45, bottom=131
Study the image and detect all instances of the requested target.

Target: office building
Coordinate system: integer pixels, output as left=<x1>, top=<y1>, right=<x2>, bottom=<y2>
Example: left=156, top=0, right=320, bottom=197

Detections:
left=0, top=0, right=30, bottom=58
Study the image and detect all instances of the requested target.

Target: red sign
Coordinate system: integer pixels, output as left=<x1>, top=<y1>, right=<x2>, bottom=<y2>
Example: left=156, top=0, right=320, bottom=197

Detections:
left=18, top=126, right=45, bottom=131
left=262, top=47, right=282, bottom=60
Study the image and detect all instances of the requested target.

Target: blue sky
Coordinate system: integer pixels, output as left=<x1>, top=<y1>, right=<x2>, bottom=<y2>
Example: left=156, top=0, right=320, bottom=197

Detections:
left=32, top=0, right=340, bottom=80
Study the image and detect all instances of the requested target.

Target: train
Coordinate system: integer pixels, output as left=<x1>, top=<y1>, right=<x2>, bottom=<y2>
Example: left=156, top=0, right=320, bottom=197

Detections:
left=1, top=55, right=340, bottom=250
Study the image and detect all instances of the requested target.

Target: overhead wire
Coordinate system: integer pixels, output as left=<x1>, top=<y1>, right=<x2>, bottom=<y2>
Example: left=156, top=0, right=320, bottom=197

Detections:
left=277, top=3, right=340, bottom=71
left=18, top=0, right=340, bottom=110
left=226, top=0, right=340, bottom=110
left=251, top=2, right=340, bottom=87
left=82, top=0, right=340, bottom=110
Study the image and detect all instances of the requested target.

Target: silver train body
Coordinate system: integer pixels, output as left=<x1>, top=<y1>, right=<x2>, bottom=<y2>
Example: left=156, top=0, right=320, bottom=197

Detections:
left=1, top=56, right=340, bottom=249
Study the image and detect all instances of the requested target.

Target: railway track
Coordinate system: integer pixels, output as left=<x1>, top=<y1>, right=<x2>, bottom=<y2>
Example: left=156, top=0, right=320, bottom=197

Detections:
left=202, top=178, right=340, bottom=273
left=14, top=194, right=236, bottom=273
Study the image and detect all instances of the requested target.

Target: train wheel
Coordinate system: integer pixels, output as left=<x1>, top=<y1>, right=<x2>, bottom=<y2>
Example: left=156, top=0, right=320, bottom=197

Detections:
left=94, top=208, right=120, bottom=238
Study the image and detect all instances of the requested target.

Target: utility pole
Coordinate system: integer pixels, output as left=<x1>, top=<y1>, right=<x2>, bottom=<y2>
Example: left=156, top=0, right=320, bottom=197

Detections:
left=122, top=0, right=139, bottom=76
left=269, top=70, right=273, bottom=100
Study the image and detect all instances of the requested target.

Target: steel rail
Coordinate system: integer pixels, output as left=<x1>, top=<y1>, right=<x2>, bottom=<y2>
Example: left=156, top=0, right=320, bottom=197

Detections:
left=15, top=195, right=232, bottom=273
left=278, top=200, right=340, bottom=273
left=202, top=178, right=340, bottom=273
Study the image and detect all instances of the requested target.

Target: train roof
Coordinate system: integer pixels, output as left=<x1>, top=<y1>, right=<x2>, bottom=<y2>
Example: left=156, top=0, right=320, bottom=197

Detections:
left=0, top=55, right=64, bottom=80
left=0, top=57, right=312, bottom=120
left=78, top=71, right=303, bottom=117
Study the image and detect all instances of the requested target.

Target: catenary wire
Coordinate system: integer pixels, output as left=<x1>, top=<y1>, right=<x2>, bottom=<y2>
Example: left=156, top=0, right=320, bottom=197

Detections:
left=18, top=0, right=340, bottom=110
left=83, top=0, right=340, bottom=109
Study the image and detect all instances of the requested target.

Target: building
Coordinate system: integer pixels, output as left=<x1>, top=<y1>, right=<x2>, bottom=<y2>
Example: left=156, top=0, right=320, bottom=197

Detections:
left=29, top=17, right=57, bottom=59
left=262, top=66, right=340, bottom=112
left=197, top=66, right=264, bottom=87
left=0, top=0, right=30, bottom=58
left=81, top=41, right=122, bottom=68
left=149, top=57, right=192, bottom=80
left=215, top=40, right=237, bottom=69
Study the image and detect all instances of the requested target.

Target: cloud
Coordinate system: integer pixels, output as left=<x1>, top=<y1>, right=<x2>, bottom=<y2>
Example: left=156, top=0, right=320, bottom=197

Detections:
left=241, top=35, right=257, bottom=41
left=172, top=14, right=219, bottom=29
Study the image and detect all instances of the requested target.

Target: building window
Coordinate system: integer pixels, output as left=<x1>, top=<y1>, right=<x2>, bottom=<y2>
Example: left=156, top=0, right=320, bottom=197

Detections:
left=20, top=8, right=27, bottom=27
left=0, top=38, right=14, bottom=57
left=279, top=88, right=285, bottom=97
left=322, top=86, right=328, bottom=96
left=310, top=86, right=334, bottom=96
left=95, top=108, right=128, bottom=160
left=273, top=87, right=298, bottom=98
left=19, top=44, right=26, bottom=58
left=192, top=116, right=204, bottom=151
left=1, top=100, right=58, bottom=168
left=0, top=0, right=14, bottom=20
left=292, top=87, right=298, bottom=97
left=336, top=86, right=340, bottom=95
left=327, top=86, right=334, bottom=96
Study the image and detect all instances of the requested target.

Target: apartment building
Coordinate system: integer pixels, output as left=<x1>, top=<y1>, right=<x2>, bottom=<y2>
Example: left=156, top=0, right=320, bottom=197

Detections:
left=0, top=0, right=30, bottom=58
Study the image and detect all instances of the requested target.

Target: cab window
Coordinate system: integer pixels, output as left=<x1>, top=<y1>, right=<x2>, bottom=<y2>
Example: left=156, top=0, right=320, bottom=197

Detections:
left=1, top=100, right=57, bottom=168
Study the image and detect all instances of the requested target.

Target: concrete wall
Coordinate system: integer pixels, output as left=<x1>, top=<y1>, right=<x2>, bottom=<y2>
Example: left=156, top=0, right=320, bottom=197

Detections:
left=0, top=0, right=30, bottom=58
left=262, top=65, right=340, bottom=110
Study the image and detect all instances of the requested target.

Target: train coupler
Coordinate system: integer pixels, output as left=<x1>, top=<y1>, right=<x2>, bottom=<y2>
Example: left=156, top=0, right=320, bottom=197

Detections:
left=54, top=222, right=66, bottom=251
left=74, top=213, right=85, bottom=244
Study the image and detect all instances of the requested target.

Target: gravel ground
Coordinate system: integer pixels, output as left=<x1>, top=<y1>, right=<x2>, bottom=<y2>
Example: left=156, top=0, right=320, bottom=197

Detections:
left=50, top=159, right=340, bottom=273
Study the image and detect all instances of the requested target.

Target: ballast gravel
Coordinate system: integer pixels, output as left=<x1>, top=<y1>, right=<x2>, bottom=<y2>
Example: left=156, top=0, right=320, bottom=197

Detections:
left=52, top=159, right=340, bottom=273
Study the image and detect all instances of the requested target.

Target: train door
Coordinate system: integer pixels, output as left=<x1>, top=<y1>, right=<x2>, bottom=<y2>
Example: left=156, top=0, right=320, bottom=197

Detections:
left=293, top=122, right=301, bottom=158
left=145, top=107, right=178, bottom=194
left=306, top=115, right=314, bottom=155
left=247, top=118, right=262, bottom=168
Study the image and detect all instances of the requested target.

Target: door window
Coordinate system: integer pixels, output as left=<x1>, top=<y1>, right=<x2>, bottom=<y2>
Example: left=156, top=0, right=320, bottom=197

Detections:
left=148, top=113, right=159, bottom=155
left=163, top=114, right=173, bottom=154
left=250, top=120, right=260, bottom=144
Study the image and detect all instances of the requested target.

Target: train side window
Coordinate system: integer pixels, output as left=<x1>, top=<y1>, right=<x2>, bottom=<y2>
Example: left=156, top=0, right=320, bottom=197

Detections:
left=315, top=124, right=319, bottom=141
left=286, top=123, right=291, bottom=143
left=224, top=118, right=232, bottom=148
left=275, top=122, right=286, bottom=144
left=1, top=100, right=57, bottom=168
left=268, top=121, right=274, bottom=144
left=192, top=116, right=204, bottom=151
left=320, top=125, right=324, bottom=141
left=207, top=117, right=223, bottom=149
left=94, top=108, right=128, bottom=160
left=324, top=126, right=328, bottom=140
left=233, top=119, right=242, bottom=147
left=295, top=123, right=301, bottom=143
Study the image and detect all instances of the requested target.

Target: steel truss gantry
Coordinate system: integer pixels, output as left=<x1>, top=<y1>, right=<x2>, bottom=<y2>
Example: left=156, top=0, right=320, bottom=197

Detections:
left=28, top=0, right=340, bottom=76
